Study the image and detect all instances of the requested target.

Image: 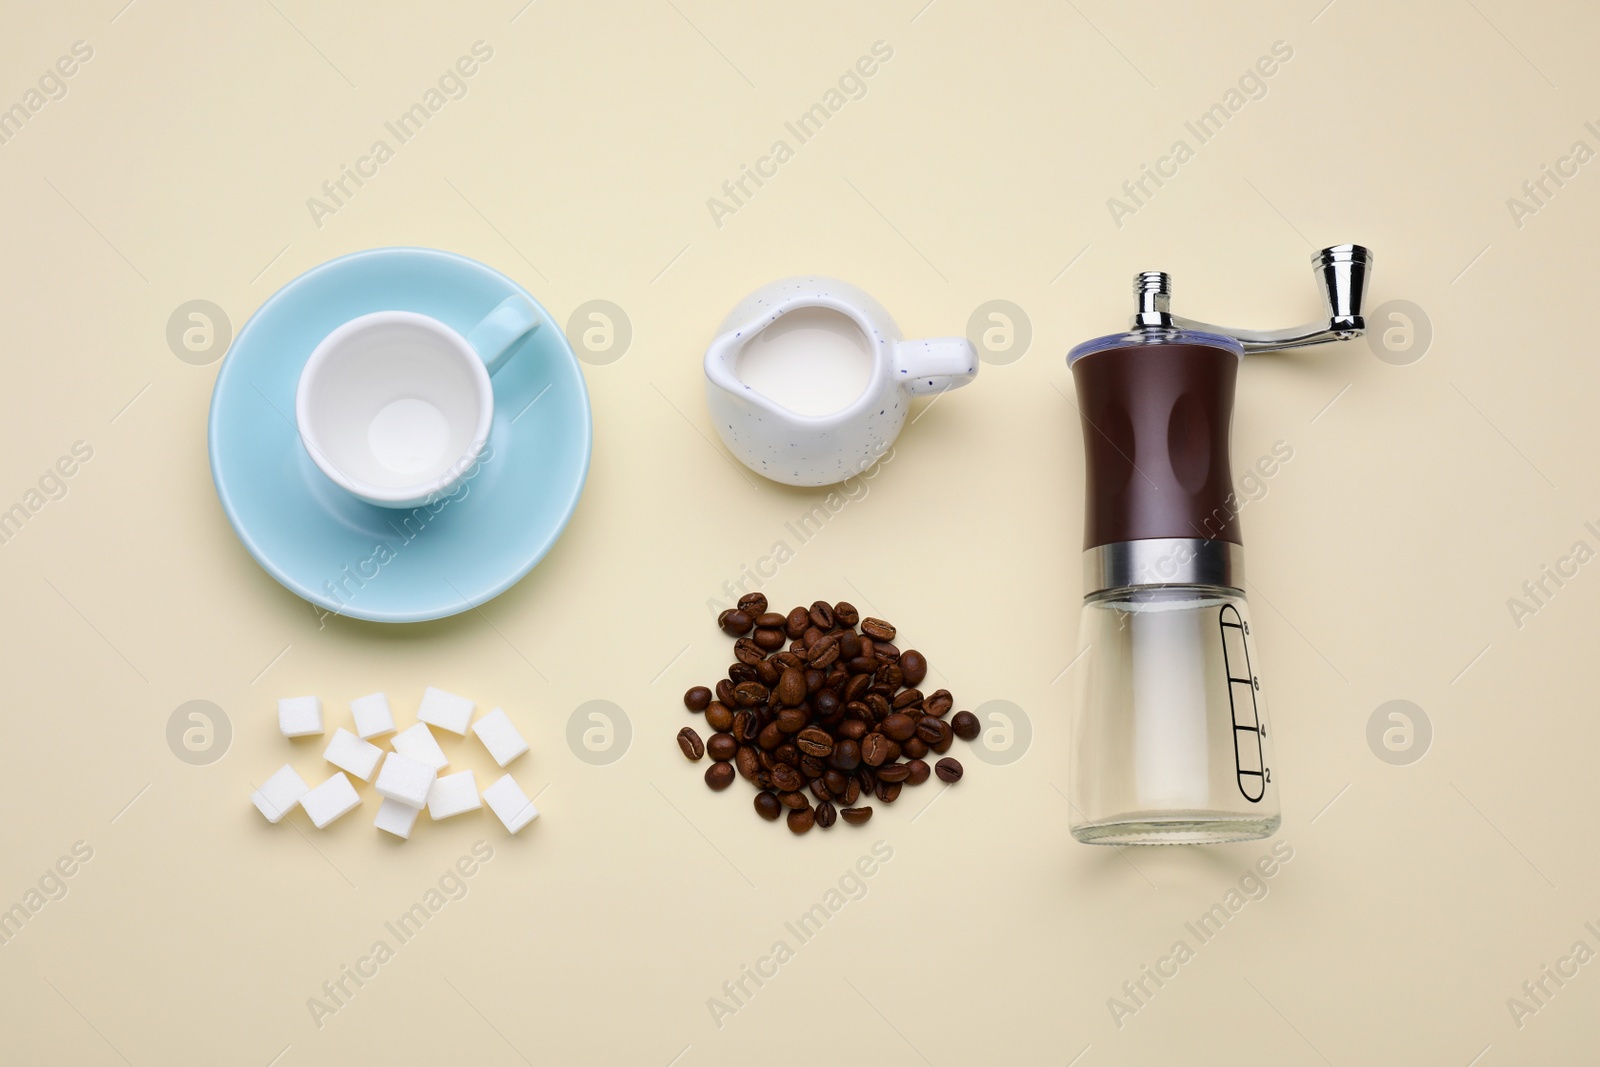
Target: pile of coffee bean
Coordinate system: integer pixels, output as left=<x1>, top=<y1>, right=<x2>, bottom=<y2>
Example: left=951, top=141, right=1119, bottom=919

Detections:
left=676, top=594, right=977, bottom=835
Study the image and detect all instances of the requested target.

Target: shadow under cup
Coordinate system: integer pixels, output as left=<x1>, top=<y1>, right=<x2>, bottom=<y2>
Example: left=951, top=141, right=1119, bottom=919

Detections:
left=296, top=313, right=491, bottom=509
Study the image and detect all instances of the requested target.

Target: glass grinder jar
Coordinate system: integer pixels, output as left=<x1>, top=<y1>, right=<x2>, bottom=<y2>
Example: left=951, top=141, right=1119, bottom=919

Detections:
left=1067, top=245, right=1373, bottom=845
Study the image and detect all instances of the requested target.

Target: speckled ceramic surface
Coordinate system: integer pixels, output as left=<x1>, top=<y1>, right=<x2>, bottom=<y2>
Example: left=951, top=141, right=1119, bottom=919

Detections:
left=703, top=276, right=978, bottom=487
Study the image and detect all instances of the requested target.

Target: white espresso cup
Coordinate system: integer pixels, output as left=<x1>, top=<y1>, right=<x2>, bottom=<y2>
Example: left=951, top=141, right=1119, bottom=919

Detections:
left=295, top=295, right=538, bottom=508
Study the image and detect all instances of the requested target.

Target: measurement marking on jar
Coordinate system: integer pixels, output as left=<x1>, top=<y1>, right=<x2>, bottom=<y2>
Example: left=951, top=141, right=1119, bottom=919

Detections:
left=1220, top=605, right=1267, bottom=802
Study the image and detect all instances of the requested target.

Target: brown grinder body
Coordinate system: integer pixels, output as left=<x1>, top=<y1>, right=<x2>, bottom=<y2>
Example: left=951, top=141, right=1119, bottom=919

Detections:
left=1070, top=341, right=1241, bottom=553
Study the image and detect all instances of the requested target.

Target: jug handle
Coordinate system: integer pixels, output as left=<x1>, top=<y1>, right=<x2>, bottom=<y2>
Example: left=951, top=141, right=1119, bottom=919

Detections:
left=893, top=337, right=979, bottom=396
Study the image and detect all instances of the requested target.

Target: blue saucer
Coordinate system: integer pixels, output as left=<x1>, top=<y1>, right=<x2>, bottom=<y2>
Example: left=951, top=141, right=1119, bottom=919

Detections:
left=209, top=248, right=591, bottom=623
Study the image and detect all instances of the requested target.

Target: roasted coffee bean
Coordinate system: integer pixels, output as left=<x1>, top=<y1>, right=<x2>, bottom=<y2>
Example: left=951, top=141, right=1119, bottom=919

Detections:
left=843, top=673, right=872, bottom=702
left=880, top=713, right=916, bottom=742
left=834, top=601, right=861, bottom=627
left=776, top=707, right=808, bottom=733
left=847, top=655, right=878, bottom=675
left=951, top=710, right=980, bottom=741
left=838, top=718, right=868, bottom=740
left=795, top=727, right=834, bottom=758
left=727, top=663, right=757, bottom=685
left=801, top=626, right=824, bottom=650
left=778, top=790, right=810, bottom=809
left=838, top=630, right=863, bottom=660
left=787, top=807, right=815, bottom=834
left=844, top=777, right=862, bottom=805
left=802, top=668, right=825, bottom=696
left=916, top=716, right=952, bottom=747
left=813, top=690, right=842, bottom=723
left=924, top=689, right=953, bottom=718
left=931, top=729, right=954, bottom=754
left=824, top=769, right=849, bottom=797
left=705, top=762, right=735, bottom=790
left=754, top=612, right=788, bottom=630
left=842, top=701, right=871, bottom=723
left=872, top=663, right=901, bottom=690
left=800, top=754, right=827, bottom=779
left=810, top=777, right=830, bottom=801
left=840, top=805, right=872, bottom=825
left=875, top=779, right=902, bottom=803
left=892, top=689, right=924, bottom=712
left=899, top=649, right=928, bottom=687
left=738, top=592, right=769, bottom=616
left=902, top=736, right=929, bottom=759
left=829, top=738, right=861, bottom=771
left=860, top=615, right=895, bottom=639
left=935, top=757, right=963, bottom=782
left=875, top=641, right=900, bottom=662
left=809, top=601, right=835, bottom=630
left=806, top=636, right=840, bottom=669
left=785, top=606, right=811, bottom=638
left=705, top=703, right=735, bottom=732
left=774, top=667, right=806, bottom=706
left=735, top=638, right=767, bottom=666
left=684, top=686, right=712, bottom=712
left=715, top=679, right=737, bottom=706
left=774, top=743, right=800, bottom=767
left=865, top=693, right=892, bottom=721
left=770, top=763, right=804, bottom=792
left=736, top=746, right=760, bottom=780
left=755, top=769, right=774, bottom=789
left=790, top=639, right=806, bottom=653
left=758, top=721, right=784, bottom=750
left=718, top=609, right=753, bottom=636
left=860, top=732, right=893, bottom=767
left=677, top=727, right=705, bottom=760
left=814, top=800, right=837, bottom=828
left=755, top=659, right=782, bottom=686
left=753, top=627, right=786, bottom=651
left=906, top=758, right=931, bottom=785
left=733, top=682, right=769, bottom=707
left=754, top=791, right=782, bottom=820
left=737, top=711, right=761, bottom=742
left=875, top=761, right=911, bottom=783
left=706, top=732, right=737, bottom=761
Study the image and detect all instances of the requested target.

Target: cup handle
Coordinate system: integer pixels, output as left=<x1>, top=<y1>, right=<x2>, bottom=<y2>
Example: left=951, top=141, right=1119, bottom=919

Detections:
left=465, top=295, right=541, bottom=376
left=893, top=337, right=979, bottom=396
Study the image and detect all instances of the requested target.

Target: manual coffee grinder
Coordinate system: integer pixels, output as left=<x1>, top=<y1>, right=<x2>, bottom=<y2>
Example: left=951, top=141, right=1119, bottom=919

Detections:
left=1066, top=245, right=1372, bottom=844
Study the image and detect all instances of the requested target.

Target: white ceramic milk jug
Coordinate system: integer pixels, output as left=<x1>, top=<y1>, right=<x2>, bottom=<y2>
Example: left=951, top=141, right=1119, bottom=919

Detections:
left=703, top=277, right=978, bottom=487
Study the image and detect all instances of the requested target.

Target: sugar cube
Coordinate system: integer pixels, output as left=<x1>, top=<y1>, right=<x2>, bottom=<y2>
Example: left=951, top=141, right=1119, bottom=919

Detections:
left=482, top=773, right=539, bottom=834
left=323, top=727, right=383, bottom=782
left=374, top=798, right=422, bottom=840
left=417, top=686, right=474, bottom=735
left=374, top=751, right=436, bottom=808
left=391, top=722, right=448, bottom=771
left=427, top=770, right=481, bottom=820
left=278, top=695, right=324, bottom=737
left=300, top=772, right=361, bottom=829
left=250, top=764, right=310, bottom=824
left=350, top=692, right=395, bottom=739
left=471, top=707, right=528, bottom=767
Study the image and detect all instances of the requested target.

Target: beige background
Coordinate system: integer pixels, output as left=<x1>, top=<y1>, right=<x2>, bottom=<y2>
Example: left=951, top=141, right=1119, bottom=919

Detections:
left=2, top=0, right=1597, bottom=1063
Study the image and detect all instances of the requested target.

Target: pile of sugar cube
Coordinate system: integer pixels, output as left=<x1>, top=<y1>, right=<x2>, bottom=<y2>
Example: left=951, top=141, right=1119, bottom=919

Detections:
left=250, top=687, right=539, bottom=839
